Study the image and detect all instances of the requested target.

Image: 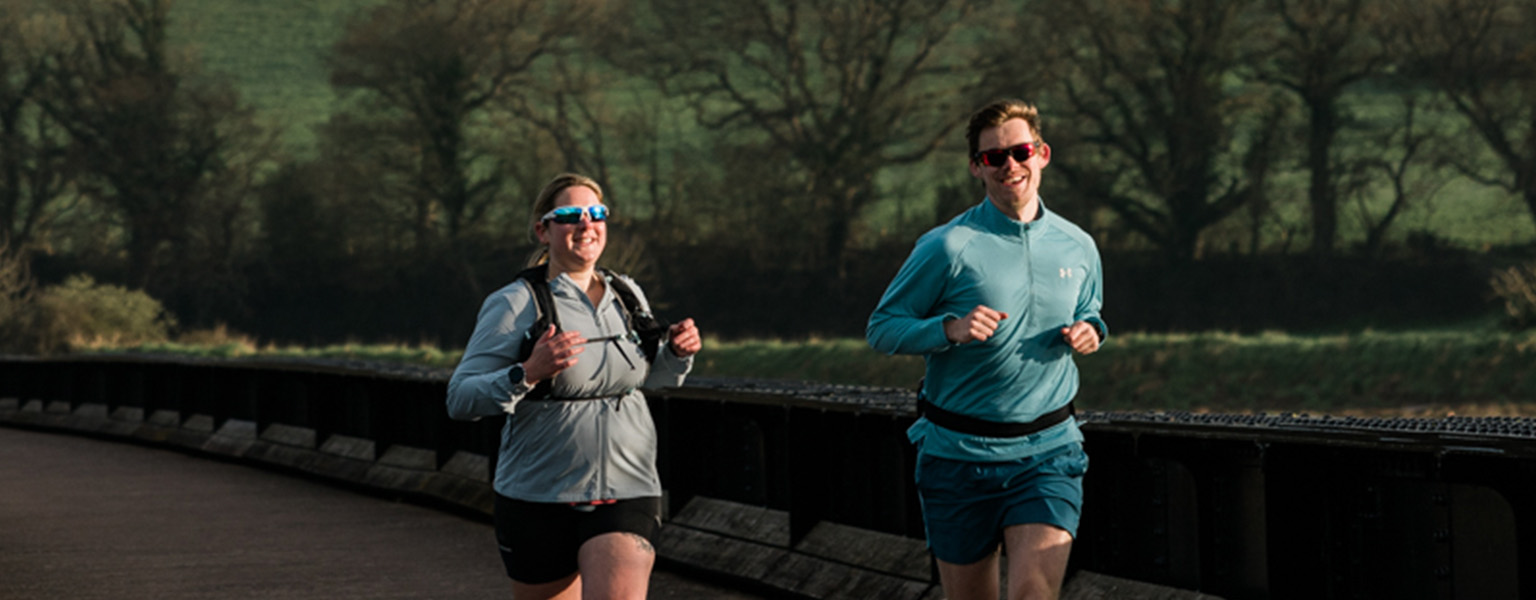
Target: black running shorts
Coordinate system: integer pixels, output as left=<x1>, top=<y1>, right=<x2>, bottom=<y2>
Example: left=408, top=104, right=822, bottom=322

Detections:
left=494, top=495, right=663, bottom=584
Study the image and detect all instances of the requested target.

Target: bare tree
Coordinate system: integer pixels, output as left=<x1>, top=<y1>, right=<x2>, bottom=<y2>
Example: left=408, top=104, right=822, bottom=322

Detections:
left=0, top=5, right=73, bottom=256
left=0, top=238, right=36, bottom=350
left=1350, top=93, right=1453, bottom=256
left=326, top=0, right=594, bottom=295
left=1256, top=0, right=1391, bottom=255
left=36, top=0, right=269, bottom=296
left=1394, top=0, right=1536, bottom=228
left=498, top=53, right=617, bottom=187
left=1036, top=0, right=1282, bottom=262
left=495, top=39, right=740, bottom=260
left=615, top=0, right=992, bottom=277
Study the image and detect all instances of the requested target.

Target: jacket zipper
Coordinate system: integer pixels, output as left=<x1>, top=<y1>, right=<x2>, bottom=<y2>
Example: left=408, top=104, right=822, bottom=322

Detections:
left=598, top=399, right=610, bottom=498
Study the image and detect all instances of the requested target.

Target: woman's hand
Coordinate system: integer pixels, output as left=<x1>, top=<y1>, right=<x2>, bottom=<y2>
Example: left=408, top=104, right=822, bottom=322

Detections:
left=523, top=325, right=585, bottom=382
left=667, top=318, right=702, bottom=358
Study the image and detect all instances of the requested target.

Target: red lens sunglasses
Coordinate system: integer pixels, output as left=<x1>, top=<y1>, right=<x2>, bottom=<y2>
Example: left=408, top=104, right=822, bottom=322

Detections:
left=972, top=142, right=1043, bottom=167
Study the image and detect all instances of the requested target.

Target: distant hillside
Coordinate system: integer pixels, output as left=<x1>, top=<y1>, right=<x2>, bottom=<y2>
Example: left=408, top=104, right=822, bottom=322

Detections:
left=152, top=0, right=1536, bottom=251
left=171, top=0, right=382, bottom=154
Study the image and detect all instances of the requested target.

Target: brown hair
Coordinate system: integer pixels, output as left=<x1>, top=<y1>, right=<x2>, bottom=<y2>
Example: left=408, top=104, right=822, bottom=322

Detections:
left=965, top=99, right=1044, bottom=161
left=526, top=173, right=605, bottom=266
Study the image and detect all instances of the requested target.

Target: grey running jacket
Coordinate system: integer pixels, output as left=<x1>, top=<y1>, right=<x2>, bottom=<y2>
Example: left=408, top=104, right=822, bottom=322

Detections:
left=446, top=271, right=692, bottom=503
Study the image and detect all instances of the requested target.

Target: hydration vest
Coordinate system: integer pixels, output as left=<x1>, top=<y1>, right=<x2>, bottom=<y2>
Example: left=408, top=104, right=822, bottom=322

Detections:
left=514, top=264, right=669, bottom=400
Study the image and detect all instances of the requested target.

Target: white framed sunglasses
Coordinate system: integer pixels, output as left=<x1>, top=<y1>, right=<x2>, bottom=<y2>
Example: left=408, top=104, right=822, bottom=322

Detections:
left=540, top=204, right=610, bottom=224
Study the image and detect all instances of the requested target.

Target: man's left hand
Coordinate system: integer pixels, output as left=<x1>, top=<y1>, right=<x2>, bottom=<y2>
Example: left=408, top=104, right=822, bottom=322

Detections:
left=1061, top=321, right=1101, bottom=355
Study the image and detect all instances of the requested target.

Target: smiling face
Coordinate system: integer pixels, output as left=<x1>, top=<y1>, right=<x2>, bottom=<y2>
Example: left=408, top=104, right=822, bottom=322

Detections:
left=535, top=185, right=606, bottom=273
left=969, top=117, right=1051, bottom=221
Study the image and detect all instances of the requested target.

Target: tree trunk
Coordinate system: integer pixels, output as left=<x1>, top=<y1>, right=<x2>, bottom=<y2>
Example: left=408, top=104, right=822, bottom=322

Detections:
left=1307, top=97, right=1339, bottom=256
left=1523, top=178, right=1536, bottom=235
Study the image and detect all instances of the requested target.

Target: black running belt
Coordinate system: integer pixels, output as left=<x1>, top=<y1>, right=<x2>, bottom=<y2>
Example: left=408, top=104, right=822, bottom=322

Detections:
left=916, top=398, right=1075, bottom=438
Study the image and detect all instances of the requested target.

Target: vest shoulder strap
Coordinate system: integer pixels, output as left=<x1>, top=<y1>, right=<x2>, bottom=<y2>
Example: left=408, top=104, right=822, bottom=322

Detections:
left=513, top=264, right=556, bottom=400
left=600, top=268, right=668, bottom=361
left=514, top=264, right=559, bottom=358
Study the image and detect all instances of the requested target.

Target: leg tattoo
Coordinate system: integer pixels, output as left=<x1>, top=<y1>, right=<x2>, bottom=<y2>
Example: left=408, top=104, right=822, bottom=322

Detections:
left=624, top=532, right=655, bottom=554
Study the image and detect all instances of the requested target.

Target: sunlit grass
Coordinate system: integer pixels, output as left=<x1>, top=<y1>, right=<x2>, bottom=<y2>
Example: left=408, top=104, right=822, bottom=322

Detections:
left=1071, top=328, right=1536, bottom=416
left=95, top=341, right=466, bottom=370
left=692, top=328, right=1536, bottom=417
left=82, top=325, right=465, bottom=369
left=79, top=324, right=1536, bottom=418
left=694, top=336, right=926, bottom=389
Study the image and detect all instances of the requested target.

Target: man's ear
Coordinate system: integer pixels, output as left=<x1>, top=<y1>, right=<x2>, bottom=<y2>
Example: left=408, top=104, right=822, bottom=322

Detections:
left=1038, top=142, right=1052, bottom=167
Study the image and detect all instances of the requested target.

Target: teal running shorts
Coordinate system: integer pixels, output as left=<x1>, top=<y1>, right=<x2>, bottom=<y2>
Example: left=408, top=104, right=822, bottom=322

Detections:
left=914, top=441, right=1088, bottom=565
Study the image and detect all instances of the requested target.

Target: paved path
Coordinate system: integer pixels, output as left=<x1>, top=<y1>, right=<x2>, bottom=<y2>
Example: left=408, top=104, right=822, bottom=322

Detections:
left=0, top=426, right=769, bottom=600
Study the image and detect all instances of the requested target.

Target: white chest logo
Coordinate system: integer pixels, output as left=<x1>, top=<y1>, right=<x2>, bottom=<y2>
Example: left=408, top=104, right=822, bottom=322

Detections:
left=1060, top=268, right=1074, bottom=278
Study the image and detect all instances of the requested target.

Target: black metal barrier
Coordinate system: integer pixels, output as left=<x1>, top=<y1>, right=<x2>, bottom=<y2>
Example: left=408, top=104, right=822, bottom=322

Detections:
left=1, top=355, right=1531, bottom=599
left=1074, top=414, right=1533, bottom=599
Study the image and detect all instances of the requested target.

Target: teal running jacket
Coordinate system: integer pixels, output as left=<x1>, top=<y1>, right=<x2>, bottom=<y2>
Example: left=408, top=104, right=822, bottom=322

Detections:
left=868, top=199, right=1106, bottom=462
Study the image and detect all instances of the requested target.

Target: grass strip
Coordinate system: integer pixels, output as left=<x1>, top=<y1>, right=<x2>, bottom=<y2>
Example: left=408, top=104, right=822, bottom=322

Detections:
left=695, top=330, right=1536, bottom=417
left=82, top=328, right=1536, bottom=417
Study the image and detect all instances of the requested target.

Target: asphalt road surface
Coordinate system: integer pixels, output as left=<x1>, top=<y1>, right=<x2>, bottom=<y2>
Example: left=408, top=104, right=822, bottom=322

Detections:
left=0, top=426, right=769, bottom=600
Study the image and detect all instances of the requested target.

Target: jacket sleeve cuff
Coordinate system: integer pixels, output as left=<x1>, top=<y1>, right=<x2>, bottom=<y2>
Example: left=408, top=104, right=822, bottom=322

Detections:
left=925, top=314, right=960, bottom=353
left=1083, top=316, right=1108, bottom=342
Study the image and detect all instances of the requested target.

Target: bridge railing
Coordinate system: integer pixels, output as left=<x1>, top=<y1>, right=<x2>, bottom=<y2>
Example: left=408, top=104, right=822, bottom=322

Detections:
left=2, top=355, right=1531, bottom=600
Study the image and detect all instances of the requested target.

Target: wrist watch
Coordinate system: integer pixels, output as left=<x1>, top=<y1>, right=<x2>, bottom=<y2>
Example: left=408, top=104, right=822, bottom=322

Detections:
left=507, top=363, right=533, bottom=396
